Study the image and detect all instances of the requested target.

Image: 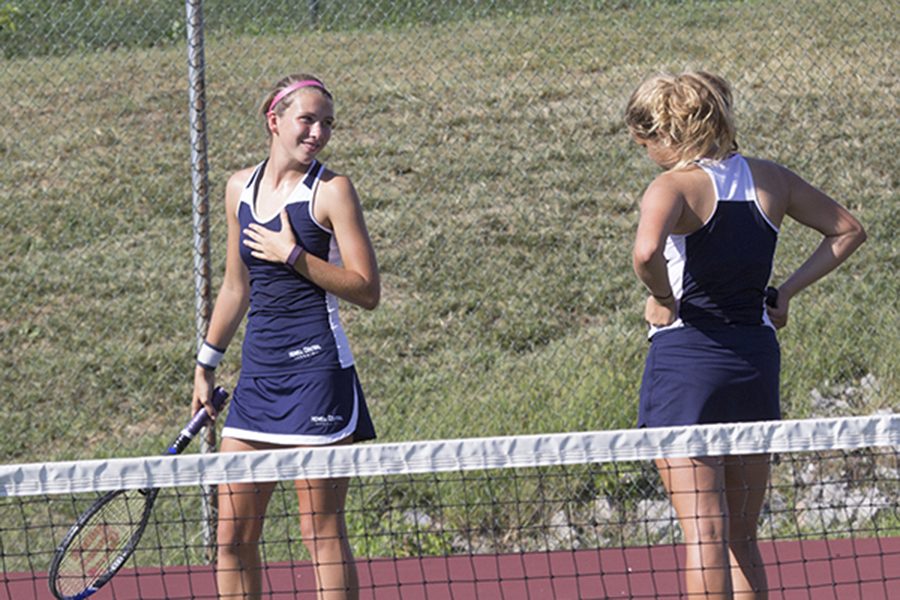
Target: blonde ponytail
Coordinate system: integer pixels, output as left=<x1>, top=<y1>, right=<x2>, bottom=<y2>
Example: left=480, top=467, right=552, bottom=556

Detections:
left=625, top=70, right=737, bottom=169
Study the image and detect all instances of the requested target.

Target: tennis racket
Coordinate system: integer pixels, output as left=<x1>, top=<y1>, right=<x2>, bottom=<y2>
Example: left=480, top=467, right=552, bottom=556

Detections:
left=48, top=386, right=229, bottom=600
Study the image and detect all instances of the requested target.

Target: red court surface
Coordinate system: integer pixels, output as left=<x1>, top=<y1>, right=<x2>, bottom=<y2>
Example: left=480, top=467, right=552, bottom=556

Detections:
left=5, top=538, right=898, bottom=599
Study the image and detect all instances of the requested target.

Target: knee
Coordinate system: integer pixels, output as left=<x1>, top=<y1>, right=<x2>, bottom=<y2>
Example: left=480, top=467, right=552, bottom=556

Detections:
left=684, top=515, right=728, bottom=546
left=729, top=525, right=757, bottom=546
left=300, top=513, right=346, bottom=553
left=301, top=511, right=339, bottom=538
left=729, top=511, right=762, bottom=544
left=217, top=517, right=262, bottom=554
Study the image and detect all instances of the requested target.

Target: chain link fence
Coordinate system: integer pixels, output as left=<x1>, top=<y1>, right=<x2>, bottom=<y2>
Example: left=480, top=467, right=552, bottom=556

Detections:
left=2, top=0, right=897, bottom=464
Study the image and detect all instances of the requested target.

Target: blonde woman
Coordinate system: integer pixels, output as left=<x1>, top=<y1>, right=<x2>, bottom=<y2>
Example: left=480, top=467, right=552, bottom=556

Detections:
left=626, top=71, right=865, bottom=599
left=192, top=74, right=379, bottom=600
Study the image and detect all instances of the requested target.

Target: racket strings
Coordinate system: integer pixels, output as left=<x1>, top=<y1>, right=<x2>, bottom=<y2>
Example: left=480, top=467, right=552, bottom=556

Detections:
left=54, top=489, right=149, bottom=594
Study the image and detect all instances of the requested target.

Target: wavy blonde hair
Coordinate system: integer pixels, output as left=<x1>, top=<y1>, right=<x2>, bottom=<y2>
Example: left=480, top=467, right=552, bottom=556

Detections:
left=624, top=71, right=737, bottom=169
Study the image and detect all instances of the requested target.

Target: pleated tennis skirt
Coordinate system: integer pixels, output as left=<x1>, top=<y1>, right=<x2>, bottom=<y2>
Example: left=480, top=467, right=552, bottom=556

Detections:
left=638, top=325, right=781, bottom=428
left=223, top=366, right=376, bottom=446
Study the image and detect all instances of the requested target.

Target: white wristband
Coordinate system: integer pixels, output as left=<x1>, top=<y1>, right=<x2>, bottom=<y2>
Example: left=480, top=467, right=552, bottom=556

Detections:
left=197, top=341, right=226, bottom=370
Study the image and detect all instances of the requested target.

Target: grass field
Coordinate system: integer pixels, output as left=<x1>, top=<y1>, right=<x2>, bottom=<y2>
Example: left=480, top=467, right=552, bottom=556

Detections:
left=1, top=1, right=897, bottom=466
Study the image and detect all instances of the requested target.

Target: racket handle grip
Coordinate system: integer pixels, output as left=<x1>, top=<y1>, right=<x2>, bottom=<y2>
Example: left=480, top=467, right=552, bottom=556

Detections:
left=764, top=286, right=779, bottom=308
left=166, top=387, right=229, bottom=455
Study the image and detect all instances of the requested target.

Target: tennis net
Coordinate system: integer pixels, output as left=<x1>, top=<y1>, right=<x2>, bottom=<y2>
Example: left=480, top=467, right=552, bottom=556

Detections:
left=2, top=414, right=898, bottom=599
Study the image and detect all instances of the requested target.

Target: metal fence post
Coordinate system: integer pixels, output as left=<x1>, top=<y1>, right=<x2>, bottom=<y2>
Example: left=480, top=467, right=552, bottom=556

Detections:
left=185, top=0, right=216, bottom=563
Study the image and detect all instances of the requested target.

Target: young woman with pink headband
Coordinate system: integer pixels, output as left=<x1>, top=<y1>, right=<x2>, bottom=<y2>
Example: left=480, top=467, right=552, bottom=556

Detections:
left=192, top=73, right=380, bottom=600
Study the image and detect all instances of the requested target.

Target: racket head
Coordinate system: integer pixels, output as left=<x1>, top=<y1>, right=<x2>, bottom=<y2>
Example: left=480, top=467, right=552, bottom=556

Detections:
left=49, top=487, right=159, bottom=600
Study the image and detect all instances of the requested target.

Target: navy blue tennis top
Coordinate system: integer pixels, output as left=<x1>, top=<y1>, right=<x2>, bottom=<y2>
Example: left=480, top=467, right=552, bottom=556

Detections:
left=237, top=159, right=354, bottom=375
left=648, top=154, right=779, bottom=339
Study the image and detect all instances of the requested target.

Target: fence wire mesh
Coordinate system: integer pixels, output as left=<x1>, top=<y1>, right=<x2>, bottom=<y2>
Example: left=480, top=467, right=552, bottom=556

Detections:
left=1, top=0, right=897, bottom=464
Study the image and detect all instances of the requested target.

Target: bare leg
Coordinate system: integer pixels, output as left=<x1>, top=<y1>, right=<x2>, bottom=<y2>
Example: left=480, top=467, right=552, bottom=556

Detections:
left=657, top=456, right=732, bottom=599
left=725, top=454, right=770, bottom=599
left=215, top=435, right=358, bottom=599
left=216, top=437, right=277, bottom=599
left=296, top=476, right=359, bottom=600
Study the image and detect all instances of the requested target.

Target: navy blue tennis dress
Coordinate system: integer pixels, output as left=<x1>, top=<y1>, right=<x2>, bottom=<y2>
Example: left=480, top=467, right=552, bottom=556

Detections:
left=222, top=159, right=376, bottom=445
left=638, top=154, right=781, bottom=428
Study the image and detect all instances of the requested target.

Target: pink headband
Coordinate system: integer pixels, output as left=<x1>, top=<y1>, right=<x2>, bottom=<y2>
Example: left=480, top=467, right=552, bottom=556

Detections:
left=267, top=80, right=329, bottom=115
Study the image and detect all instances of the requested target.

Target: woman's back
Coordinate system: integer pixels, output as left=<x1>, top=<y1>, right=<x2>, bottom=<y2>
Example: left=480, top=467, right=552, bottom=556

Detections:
left=653, top=154, right=779, bottom=334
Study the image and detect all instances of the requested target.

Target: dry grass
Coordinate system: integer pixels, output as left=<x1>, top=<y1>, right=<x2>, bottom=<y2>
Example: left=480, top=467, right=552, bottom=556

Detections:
left=0, top=1, right=897, bottom=463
